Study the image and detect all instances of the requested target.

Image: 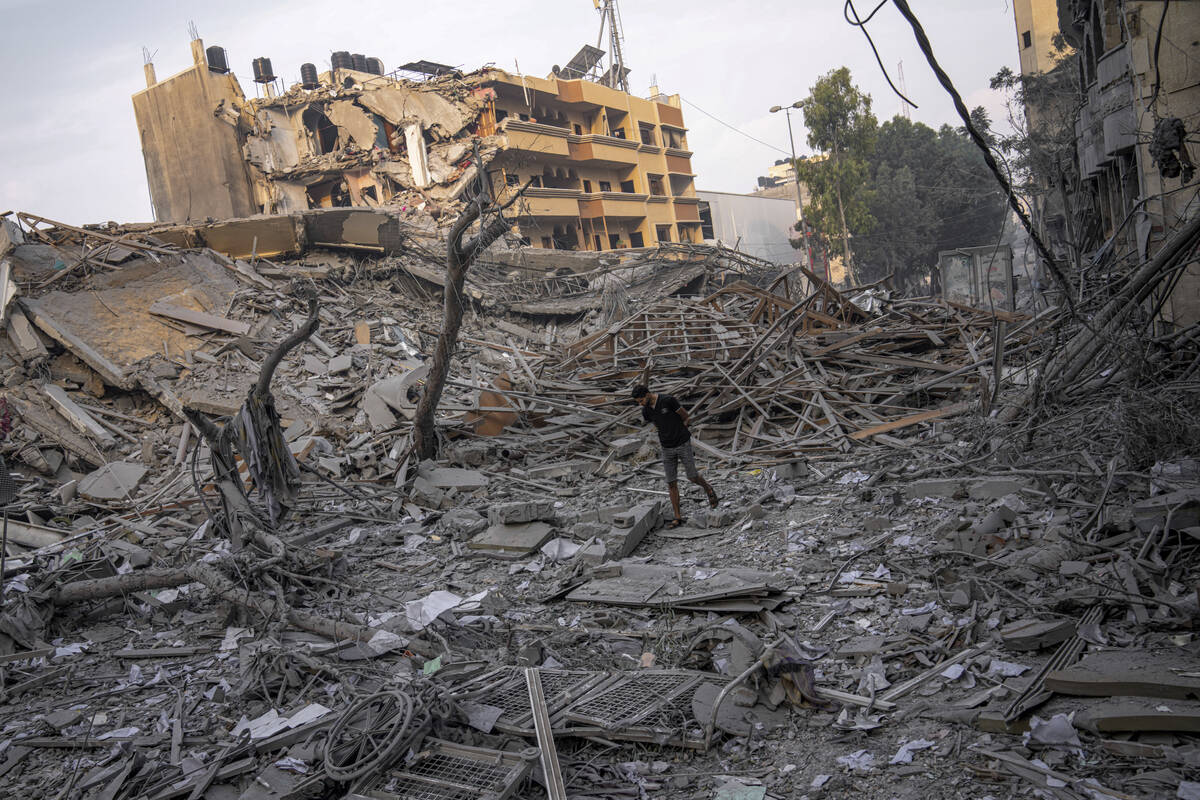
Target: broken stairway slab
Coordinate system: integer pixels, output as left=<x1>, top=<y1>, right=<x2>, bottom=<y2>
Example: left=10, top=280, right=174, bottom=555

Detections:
left=1045, top=650, right=1200, bottom=700
left=603, top=501, right=662, bottom=559
left=1073, top=698, right=1200, bottom=734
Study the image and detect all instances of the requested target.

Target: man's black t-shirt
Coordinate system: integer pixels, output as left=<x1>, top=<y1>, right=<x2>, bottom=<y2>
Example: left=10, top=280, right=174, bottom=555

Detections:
left=642, top=394, right=690, bottom=448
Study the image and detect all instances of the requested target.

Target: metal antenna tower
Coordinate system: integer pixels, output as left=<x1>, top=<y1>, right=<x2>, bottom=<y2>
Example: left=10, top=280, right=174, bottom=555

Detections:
left=594, top=0, right=630, bottom=92
left=897, top=60, right=912, bottom=119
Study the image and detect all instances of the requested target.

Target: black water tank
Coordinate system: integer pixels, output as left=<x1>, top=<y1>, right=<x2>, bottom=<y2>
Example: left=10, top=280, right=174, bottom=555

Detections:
left=331, top=50, right=352, bottom=70
left=351, top=53, right=368, bottom=72
left=365, top=57, right=384, bottom=75
left=251, top=57, right=275, bottom=83
left=300, top=62, right=319, bottom=89
left=206, top=45, right=229, bottom=74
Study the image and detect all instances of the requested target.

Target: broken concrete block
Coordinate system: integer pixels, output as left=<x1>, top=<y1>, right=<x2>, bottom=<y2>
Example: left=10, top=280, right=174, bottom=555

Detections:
left=78, top=461, right=148, bottom=502
left=769, top=459, right=810, bottom=481
left=905, top=478, right=964, bottom=499
left=1059, top=560, right=1090, bottom=576
left=421, top=466, right=488, bottom=490
left=968, top=477, right=1029, bottom=500
left=707, top=508, right=734, bottom=528
left=608, top=435, right=642, bottom=457
left=468, top=521, right=553, bottom=557
left=410, top=475, right=445, bottom=508
left=327, top=354, right=352, bottom=374
left=972, top=504, right=1017, bottom=538
left=488, top=500, right=554, bottom=525
left=303, top=355, right=325, bottom=375
left=438, top=508, right=486, bottom=537
left=603, top=501, right=662, bottom=559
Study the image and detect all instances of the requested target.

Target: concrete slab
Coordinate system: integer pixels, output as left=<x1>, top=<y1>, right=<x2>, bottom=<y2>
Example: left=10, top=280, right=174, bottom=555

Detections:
left=905, top=478, right=964, bottom=499
left=468, top=521, right=553, bottom=557
left=968, top=477, right=1029, bottom=500
left=423, top=466, right=488, bottom=490
left=78, top=461, right=149, bottom=502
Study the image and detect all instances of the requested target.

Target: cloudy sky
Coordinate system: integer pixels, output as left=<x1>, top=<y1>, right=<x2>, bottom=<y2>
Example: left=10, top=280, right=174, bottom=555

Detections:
left=0, top=0, right=1023, bottom=225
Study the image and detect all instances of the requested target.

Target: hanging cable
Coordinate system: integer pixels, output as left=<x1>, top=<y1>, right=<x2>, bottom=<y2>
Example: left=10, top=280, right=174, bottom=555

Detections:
left=885, top=0, right=1075, bottom=313
left=680, top=97, right=792, bottom=156
left=1146, top=0, right=1171, bottom=113
left=844, top=0, right=919, bottom=109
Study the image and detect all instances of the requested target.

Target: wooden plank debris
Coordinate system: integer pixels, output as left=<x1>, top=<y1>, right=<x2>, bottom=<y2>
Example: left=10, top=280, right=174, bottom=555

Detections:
left=42, top=383, right=116, bottom=448
left=149, top=300, right=250, bottom=335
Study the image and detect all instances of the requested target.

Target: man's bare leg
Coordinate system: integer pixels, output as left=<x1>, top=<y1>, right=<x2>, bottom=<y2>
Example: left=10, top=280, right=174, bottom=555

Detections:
left=689, top=473, right=718, bottom=508
left=667, top=481, right=683, bottom=522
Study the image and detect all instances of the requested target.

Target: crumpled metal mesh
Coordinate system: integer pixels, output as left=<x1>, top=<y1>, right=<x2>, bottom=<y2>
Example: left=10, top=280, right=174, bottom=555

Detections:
left=229, top=392, right=301, bottom=527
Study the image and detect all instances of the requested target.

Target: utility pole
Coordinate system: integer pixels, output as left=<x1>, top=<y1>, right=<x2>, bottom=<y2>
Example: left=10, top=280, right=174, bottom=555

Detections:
left=770, top=101, right=821, bottom=280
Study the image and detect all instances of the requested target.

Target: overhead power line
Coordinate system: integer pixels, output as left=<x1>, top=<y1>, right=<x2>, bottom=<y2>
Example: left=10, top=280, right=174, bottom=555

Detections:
left=680, top=97, right=792, bottom=156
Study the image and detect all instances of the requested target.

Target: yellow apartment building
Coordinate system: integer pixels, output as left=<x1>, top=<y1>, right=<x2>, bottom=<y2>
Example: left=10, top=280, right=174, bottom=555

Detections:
left=481, top=71, right=701, bottom=251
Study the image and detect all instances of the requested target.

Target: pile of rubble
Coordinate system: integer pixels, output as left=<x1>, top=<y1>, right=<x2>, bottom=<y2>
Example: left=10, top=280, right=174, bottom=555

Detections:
left=0, top=206, right=1198, bottom=799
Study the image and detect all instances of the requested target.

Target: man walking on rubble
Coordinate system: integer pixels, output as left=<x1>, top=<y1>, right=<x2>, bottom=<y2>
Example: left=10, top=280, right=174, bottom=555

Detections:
left=632, top=384, right=719, bottom=528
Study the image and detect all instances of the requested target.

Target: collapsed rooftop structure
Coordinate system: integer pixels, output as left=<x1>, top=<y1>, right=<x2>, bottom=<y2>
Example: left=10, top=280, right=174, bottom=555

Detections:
left=133, top=38, right=703, bottom=253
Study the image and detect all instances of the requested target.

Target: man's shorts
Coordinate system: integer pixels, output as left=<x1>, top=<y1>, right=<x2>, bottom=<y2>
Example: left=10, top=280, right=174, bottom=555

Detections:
left=661, top=441, right=699, bottom=483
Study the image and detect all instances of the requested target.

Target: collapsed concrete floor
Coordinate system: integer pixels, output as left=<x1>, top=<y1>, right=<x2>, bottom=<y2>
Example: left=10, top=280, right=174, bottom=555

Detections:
left=0, top=210, right=1198, bottom=800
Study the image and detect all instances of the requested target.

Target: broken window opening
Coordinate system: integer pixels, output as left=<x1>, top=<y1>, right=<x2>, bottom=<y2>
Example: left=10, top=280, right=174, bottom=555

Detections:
left=639, top=123, right=658, bottom=146
left=574, top=123, right=583, bottom=135
left=655, top=224, right=672, bottom=243
left=620, top=180, right=636, bottom=194
left=506, top=172, right=520, bottom=187
left=583, top=180, right=593, bottom=193
left=629, top=231, right=644, bottom=248
left=648, top=174, right=665, bottom=196
left=609, top=233, right=621, bottom=249
left=1022, top=30, right=1032, bottom=49
left=301, top=107, right=339, bottom=155
left=541, top=236, right=553, bottom=248
left=698, top=203, right=715, bottom=240
left=598, top=181, right=612, bottom=192
left=594, top=234, right=603, bottom=250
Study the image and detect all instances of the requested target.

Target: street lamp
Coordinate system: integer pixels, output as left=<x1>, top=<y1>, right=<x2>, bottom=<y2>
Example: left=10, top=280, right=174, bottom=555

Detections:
left=769, top=101, right=819, bottom=279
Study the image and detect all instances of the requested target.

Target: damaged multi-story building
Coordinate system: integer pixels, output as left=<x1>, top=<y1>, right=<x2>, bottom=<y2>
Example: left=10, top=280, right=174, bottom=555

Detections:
left=132, top=37, right=702, bottom=251
left=1048, top=0, right=1200, bottom=325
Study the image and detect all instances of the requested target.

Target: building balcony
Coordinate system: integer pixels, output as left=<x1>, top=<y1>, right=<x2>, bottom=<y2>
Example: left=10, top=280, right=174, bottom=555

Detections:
left=501, top=186, right=583, bottom=218
left=554, top=78, right=632, bottom=109
left=657, top=103, right=684, bottom=128
left=665, top=151, right=694, bottom=175
left=672, top=197, right=701, bottom=222
left=579, top=191, right=649, bottom=220
left=499, top=119, right=571, bottom=158
left=567, top=133, right=640, bottom=166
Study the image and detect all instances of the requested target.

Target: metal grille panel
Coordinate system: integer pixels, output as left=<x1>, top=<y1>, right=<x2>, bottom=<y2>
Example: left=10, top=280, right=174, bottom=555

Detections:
left=567, top=672, right=697, bottom=726
left=406, top=752, right=513, bottom=791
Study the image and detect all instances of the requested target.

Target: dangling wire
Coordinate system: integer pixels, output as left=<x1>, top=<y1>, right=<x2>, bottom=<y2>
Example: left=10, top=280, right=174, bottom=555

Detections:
left=844, top=0, right=919, bottom=109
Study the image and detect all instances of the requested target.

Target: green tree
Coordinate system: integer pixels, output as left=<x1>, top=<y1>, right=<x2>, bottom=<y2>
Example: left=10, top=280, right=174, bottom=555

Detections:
left=856, top=163, right=938, bottom=288
left=796, top=67, right=877, bottom=283
left=853, top=115, right=1006, bottom=290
